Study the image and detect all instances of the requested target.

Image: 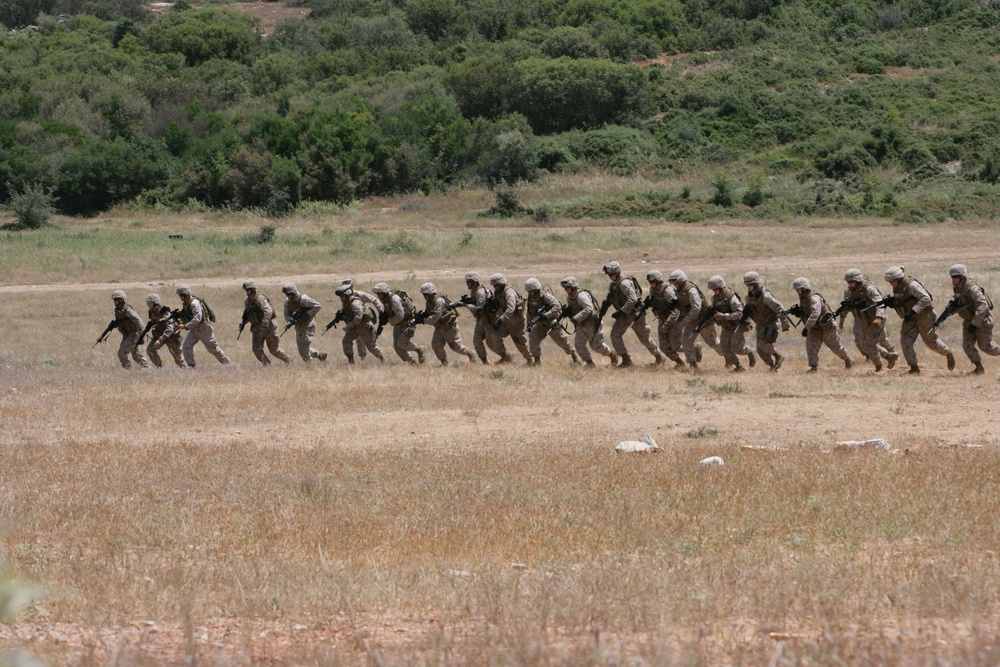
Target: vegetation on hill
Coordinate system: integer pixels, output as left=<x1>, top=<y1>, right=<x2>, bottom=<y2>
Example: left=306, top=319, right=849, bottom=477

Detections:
left=3, top=0, right=1000, bottom=221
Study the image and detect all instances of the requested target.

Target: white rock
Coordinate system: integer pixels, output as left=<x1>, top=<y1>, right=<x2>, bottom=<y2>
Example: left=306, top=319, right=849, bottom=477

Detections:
left=616, top=434, right=659, bottom=453
left=835, top=438, right=890, bottom=451
left=699, top=456, right=724, bottom=467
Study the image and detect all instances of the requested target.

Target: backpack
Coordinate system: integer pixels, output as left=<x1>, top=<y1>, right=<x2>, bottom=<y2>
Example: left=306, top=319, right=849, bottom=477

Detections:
left=395, top=290, right=415, bottom=319
left=194, top=296, right=216, bottom=323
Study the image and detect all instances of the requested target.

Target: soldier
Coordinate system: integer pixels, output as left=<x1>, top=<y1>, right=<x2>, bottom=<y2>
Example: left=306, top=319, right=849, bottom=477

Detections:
left=742, top=272, right=791, bottom=371
left=561, top=277, right=618, bottom=367
left=488, top=273, right=532, bottom=364
left=707, top=275, right=756, bottom=372
left=792, top=277, right=853, bottom=373
left=645, top=270, right=684, bottom=369
left=838, top=269, right=898, bottom=372
left=176, top=285, right=230, bottom=367
left=948, top=263, right=999, bottom=375
left=144, top=293, right=186, bottom=368
left=668, top=270, right=718, bottom=371
left=372, top=282, right=425, bottom=364
left=281, top=283, right=327, bottom=363
left=417, top=282, right=476, bottom=365
left=335, top=284, right=385, bottom=364
left=602, top=261, right=666, bottom=367
left=110, top=290, right=151, bottom=369
left=241, top=280, right=290, bottom=366
left=463, top=272, right=499, bottom=364
left=884, top=266, right=955, bottom=374
left=341, top=279, right=383, bottom=361
left=524, top=278, right=580, bottom=365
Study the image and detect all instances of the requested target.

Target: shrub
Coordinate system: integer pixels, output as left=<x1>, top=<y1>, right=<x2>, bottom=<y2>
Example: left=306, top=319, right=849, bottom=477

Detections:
left=5, top=182, right=56, bottom=229
left=711, top=173, right=735, bottom=207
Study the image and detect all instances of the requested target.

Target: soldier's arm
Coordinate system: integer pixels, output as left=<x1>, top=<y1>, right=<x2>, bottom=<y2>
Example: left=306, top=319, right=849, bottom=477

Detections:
left=971, top=285, right=991, bottom=326
left=257, top=295, right=274, bottom=324
left=126, top=307, right=144, bottom=333
left=764, top=292, right=791, bottom=329
left=498, top=290, right=517, bottom=323
left=187, top=299, right=204, bottom=327
left=912, top=283, right=932, bottom=315
left=681, top=288, right=702, bottom=325
left=804, top=295, right=823, bottom=328
left=542, top=293, right=560, bottom=320
left=621, top=281, right=638, bottom=314
left=718, top=294, right=742, bottom=321
left=301, top=295, right=322, bottom=319
left=865, top=283, right=886, bottom=318
left=389, top=295, right=406, bottom=325
left=425, top=297, right=446, bottom=325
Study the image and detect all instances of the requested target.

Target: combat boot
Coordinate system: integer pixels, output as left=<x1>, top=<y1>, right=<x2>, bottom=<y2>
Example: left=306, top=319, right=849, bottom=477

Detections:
left=688, top=361, right=700, bottom=373
left=731, top=363, right=745, bottom=373
left=772, top=352, right=783, bottom=372
left=695, top=343, right=703, bottom=362
left=619, top=354, right=633, bottom=368
left=416, top=346, right=426, bottom=364
left=570, top=350, right=582, bottom=364
left=947, top=352, right=956, bottom=370
left=318, top=352, right=328, bottom=362
left=346, top=355, right=355, bottom=365
left=478, top=355, right=489, bottom=365
left=807, top=366, right=818, bottom=373
left=609, top=350, right=619, bottom=366
left=886, top=352, right=898, bottom=369
left=907, top=364, right=920, bottom=374
left=844, top=357, right=853, bottom=369
left=466, top=350, right=476, bottom=363
left=530, top=356, right=541, bottom=366
left=747, top=351, right=756, bottom=368
left=498, top=353, right=513, bottom=364
left=654, top=350, right=667, bottom=365
left=972, top=362, right=985, bottom=375
left=874, top=362, right=883, bottom=372
left=674, top=360, right=686, bottom=370
left=585, top=360, right=596, bottom=367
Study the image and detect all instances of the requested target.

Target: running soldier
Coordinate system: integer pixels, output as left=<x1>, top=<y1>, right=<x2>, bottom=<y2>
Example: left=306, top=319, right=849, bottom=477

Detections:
left=488, top=273, right=532, bottom=364
left=109, top=290, right=151, bottom=369
left=948, top=263, right=999, bottom=375
left=241, top=280, right=290, bottom=366
left=838, top=269, right=898, bottom=372
left=524, top=278, right=580, bottom=365
left=281, top=283, right=327, bottom=363
left=707, top=275, right=756, bottom=372
left=463, top=272, right=498, bottom=364
left=602, top=261, right=666, bottom=367
left=417, top=282, right=476, bottom=365
left=884, top=266, right=955, bottom=374
left=372, top=282, right=426, bottom=364
left=792, top=277, right=853, bottom=373
left=335, top=284, right=385, bottom=364
left=144, top=293, right=186, bottom=368
left=668, top=270, right=719, bottom=371
left=646, top=270, right=684, bottom=369
left=742, top=272, right=790, bottom=371
left=561, top=277, right=618, bottom=367
left=176, top=285, right=230, bottom=367
left=341, top=279, right=383, bottom=361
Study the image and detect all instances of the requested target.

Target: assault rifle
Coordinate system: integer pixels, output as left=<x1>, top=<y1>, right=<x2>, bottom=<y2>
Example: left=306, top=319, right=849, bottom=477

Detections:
left=779, top=304, right=803, bottom=328
left=526, top=306, right=552, bottom=331
left=444, top=300, right=466, bottom=312
left=693, top=305, right=718, bottom=333
left=737, top=302, right=755, bottom=329
left=473, top=293, right=498, bottom=316
left=930, top=297, right=963, bottom=332
left=633, top=295, right=653, bottom=320
left=595, top=290, right=613, bottom=326
left=92, top=320, right=117, bottom=348
left=322, top=310, right=344, bottom=335
left=137, top=309, right=182, bottom=346
left=860, top=296, right=897, bottom=313
left=405, top=311, right=428, bottom=329
left=237, top=306, right=250, bottom=340
left=282, top=307, right=309, bottom=337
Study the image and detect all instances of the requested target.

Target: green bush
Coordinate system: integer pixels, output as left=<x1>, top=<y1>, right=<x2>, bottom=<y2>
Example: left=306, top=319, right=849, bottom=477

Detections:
left=5, top=182, right=56, bottom=229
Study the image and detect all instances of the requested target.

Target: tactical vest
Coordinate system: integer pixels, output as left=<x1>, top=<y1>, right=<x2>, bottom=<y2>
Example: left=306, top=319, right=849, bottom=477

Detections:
left=799, top=290, right=833, bottom=326
left=470, top=285, right=491, bottom=319
left=431, top=295, right=458, bottom=327
left=745, top=288, right=776, bottom=326
left=893, top=276, right=928, bottom=313
left=344, top=297, right=376, bottom=324
left=246, top=294, right=273, bottom=326
left=149, top=305, right=179, bottom=338
left=115, top=305, right=140, bottom=335
left=568, top=289, right=599, bottom=322
left=610, top=276, right=642, bottom=309
left=394, top=290, right=415, bottom=320
left=954, top=281, right=994, bottom=319
left=676, top=282, right=709, bottom=316
left=496, top=285, right=525, bottom=315
left=180, top=297, right=210, bottom=325
left=712, top=287, right=738, bottom=314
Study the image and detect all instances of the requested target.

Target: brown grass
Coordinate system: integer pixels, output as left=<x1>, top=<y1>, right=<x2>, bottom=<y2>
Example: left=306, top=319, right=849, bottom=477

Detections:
left=3, top=208, right=1000, bottom=664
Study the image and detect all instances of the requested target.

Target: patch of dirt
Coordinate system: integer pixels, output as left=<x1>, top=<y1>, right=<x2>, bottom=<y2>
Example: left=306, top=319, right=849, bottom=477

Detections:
left=145, top=2, right=310, bottom=37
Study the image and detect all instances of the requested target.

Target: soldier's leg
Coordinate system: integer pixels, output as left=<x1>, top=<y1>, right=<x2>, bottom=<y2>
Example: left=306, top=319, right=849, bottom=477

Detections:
left=975, top=320, right=1000, bottom=356
left=251, top=328, right=270, bottom=365
left=586, top=323, right=616, bottom=361
left=485, top=326, right=508, bottom=357
left=444, top=324, right=475, bottom=361
left=718, top=328, right=740, bottom=366
left=546, top=324, right=576, bottom=357
left=196, top=327, right=230, bottom=364
left=899, top=319, right=919, bottom=367
left=755, top=325, right=777, bottom=368
left=360, top=325, right=385, bottom=361
left=264, top=326, right=291, bottom=363
left=680, top=323, right=699, bottom=363
left=127, top=334, right=151, bottom=368
left=431, top=328, right=448, bottom=363
left=962, top=327, right=982, bottom=364
left=165, top=337, right=187, bottom=367
left=182, top=331, right=198, bottom=368
left=822, top=325, right=851, bottom=363
left=146, top=340, right=163, bottom=368
left=610, top=317, right=630, bottom=356
left=505, top=320, right=532, bottom=361
left=117, top=337, right=133, bottom=369
left=356, top=338, right=367, bottom=360
left=393, top=324, right=416, bottom=363
left=527, top=326, right=545, bottom=359
left=698, top=322, right=724, bottom=359
left=574, top=327, right=594, bottom=363
left=852, top=318, right=865, bottom=357
left=917, top=313, right=951, bottom=357
left=858, top=320, right=881, bottom=368
left=472, top=320, right=490, bottom=361
left=879, top=327, right=897, bottom=353
left=805, top=329, right=823, bottom=369
left=629, top=314, right=662, bottom=359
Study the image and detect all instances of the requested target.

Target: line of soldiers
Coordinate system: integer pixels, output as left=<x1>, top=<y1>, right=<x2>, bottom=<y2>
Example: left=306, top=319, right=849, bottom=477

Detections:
left=97, top=262, right=998, bottom=374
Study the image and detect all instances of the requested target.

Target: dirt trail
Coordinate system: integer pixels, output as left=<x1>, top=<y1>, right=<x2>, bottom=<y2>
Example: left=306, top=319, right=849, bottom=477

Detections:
left=2, top=247, right=995, bottom=294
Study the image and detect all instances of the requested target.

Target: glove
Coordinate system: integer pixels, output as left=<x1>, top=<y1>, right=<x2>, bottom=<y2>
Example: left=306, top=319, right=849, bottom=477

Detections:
left=904, top=309, right=917, bottom=321
left=967, top=324, right=978, bottom=335
left=378, top=312, right=389, bottom=327
left=872, top=316, right=884, bottom=328
left=375, top=324, right=384, bottom=338
left=781, top=324, right=790, bottom=332
left=611, top=311, right=624, bottom=320
left=801, top=328, right=809, bottom=337
left=491, top=319, right=502, bottom=331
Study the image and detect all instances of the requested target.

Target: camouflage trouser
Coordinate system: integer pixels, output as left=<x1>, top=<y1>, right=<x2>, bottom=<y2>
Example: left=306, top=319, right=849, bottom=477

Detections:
left=573, top=320, right=614, bottom=363
left=148, top=334, right=186, bottom=368
left=392, top=322, right=421, bottom=362
left=961, top=316, right=1000, bottom=364
left=900, top=310, right=950, bottom=366
left=343, top=322, right=384, bottom=362
left=656, top=321, right=683, bottom=363
left=294, top=321, right=322, bottom=362
left=610, top=312, right=660, bottom=358
left=680, top=318, right=721, bottom=364
left=251, top=322, right=290, bottom=365
left=493, top=314, right=531, bottom=361
left=805, top=323, right=850, bottom=368
left=432, top=323, right=473, bottom=363
left=182, top=324, right=230, bottom=367
left=474, top=316, right=502, bottom=361
left=852, top=317, right=891, bottom=367
left=527, top=320, right=575, bottom=358
left=718, top=324, right=751, bottom=366
left=754, top=323, right=780, bottom=367
left=118, top=333, right=150, bottom=369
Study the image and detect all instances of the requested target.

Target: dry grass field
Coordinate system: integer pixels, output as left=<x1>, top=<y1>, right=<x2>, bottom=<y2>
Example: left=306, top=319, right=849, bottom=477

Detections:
left=3, top=180, right=1000, bottom=664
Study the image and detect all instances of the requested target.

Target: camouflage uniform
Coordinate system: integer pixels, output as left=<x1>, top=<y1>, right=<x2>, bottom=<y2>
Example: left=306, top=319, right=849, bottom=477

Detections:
left=177, top=286, right=230, bottom=367
left=646, top=273, right=683, bottom=366
left=342, top=281, right=383, bottom=360
left=604, top=261, right=664, bottom=366
left=337, top=287, right=385, bottom=364
left=282, top=285, right=326, bottom=363
left=839, top=270, right=897, bottom=371
left=145, top=297, right=186, bottom=368
left=421, top=283, right=476, bottom=364
left=708, top=276, right=754, bottom=371
left=111, top=292, right=151, bottom=369
left=884, top=267, right=954, bottom=373
left=465, top=273, right=499, bottom=363
left=562, top=277, right=617, bottom=366
left=524, top=279, right=579, bottom=364
left=742, top=273, right=790, bottom=371
left=949, top=264, right=999, bottom=373
left=794, top=278, right=852, bottom=371
left=374, top=283, right=425, bottom=364
left=489, top=274, right=532, bottom=363
left=243, top=284, right=290, bottom=365
left=670, top=271, right=721, bottom=368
